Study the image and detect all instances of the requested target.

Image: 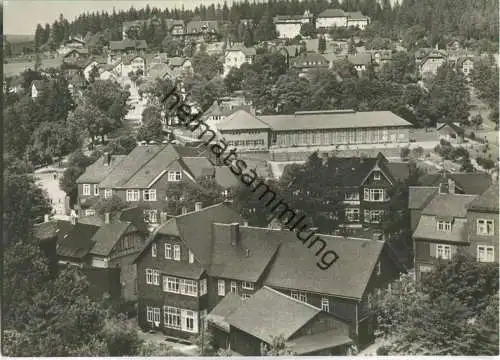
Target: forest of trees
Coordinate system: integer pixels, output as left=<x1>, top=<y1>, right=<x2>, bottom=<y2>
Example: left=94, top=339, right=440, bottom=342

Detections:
left=32, top=0, right=498, bottom=53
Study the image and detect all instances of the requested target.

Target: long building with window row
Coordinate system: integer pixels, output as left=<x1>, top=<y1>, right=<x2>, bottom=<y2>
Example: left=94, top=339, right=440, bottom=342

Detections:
left=215, top=109, right=413, bottom=150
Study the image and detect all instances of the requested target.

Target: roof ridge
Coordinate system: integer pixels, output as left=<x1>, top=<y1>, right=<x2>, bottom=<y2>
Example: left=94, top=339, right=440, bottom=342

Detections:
left=262, top=286, right=322, bottom=312
left=175, top=202, right=226, bottom=218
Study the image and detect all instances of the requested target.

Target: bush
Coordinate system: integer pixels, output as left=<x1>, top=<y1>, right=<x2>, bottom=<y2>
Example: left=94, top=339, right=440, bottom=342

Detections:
left=377, top=345, right=391, bottom=355
left=476, top=156, right=495, bottom=170
left=400, top=146, right=410, bottom=160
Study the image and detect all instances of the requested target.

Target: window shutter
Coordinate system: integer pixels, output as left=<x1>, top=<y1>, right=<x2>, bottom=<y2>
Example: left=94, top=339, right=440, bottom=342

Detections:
left=429, top=243, right=436, bottom=258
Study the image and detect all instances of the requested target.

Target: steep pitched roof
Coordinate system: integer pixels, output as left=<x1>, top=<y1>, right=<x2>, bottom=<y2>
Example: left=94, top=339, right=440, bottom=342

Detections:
left=291, top=52, right=329, bottom=68
left=226, top=286, right=321, bottom=343
left=209, top=224, right=283, bottom=282
left=206, top=293, right=244, bottom=331
left=421, top=193, right=477, bottom=218
left=347, top=53, right=372, bottom=66
left=76, top=155, right=126, bottom=183
left=134, top=202, right=245, bottom=266
left=467, top=183, right=499, bottom=213
left=186, top=20, right=219, bottom=34
left=226, top=43, right=256, bottom=57
left=347, top=11, right=370, bottom=20
left=409, top=186, right=438, bottom=210
left=57, top=222, right=100, bottom=259
left=214, top=166, right=240, bottom=188
left=216, top=109, right=271, bottom=131
left=419, top=172, right=492, bottom=195
left=413, top=215, right=468, bottom=243
left=264, top=235, right=386, bottom=299
left=89, top=222, right=132, bottom=256
left=181, top=157, right=214, bottom=179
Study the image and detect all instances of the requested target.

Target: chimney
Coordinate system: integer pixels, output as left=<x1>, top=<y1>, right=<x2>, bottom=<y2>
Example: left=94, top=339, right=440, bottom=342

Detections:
left=160, top=211, right=168, bottom=223
left=229, top=223, right=240, bottom=247
left=448, top=178, right=455, bottom=194
left=182, top=207, right=188, bottom=215
left=103, top=152, right=110, bottom=166
left=439, top=182, right=448, bottom=194
left=104, top=212, right=110, bottom=224
left=195, top=202, right=203, bottom=212
left=44, top=214, right=50, bottom=223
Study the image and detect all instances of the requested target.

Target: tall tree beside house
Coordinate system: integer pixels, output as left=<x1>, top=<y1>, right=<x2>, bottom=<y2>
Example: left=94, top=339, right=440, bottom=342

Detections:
left=192, top=50, right=224, bottom=81
left=34, top=24, right=46, bottom=49
left=300, top=22, right=316, bottom=38
left=137, top=106, right=164, bottom=143
left=471, top=60, right=499, bottom=126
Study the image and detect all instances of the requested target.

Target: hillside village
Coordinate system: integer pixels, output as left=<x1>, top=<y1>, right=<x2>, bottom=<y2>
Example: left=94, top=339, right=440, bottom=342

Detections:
left=3, top=0, right=499, bottom=357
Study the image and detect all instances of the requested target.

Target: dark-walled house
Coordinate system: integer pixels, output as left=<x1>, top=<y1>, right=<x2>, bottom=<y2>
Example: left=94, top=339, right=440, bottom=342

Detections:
left=133, top=202, right=404, bottom=348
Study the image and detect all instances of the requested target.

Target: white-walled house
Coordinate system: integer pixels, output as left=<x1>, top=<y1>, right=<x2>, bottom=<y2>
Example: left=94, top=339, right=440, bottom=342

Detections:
left=113, top=55, right=146, bottom=77
left=274, top=10, right=313, bottom=39
left=346, top=12, right=370, bottom=29
left=223, top=43, right=256, bottom=77
left=316, top=9, right=348, bottom=30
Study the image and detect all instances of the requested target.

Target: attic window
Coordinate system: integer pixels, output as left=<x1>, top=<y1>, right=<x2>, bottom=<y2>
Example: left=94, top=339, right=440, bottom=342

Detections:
left=374, top=172, right=381, bottom=180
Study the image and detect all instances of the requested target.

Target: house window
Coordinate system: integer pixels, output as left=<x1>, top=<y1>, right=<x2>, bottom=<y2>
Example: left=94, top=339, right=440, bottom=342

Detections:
left=147, top=306, right=160, bottom=324
left=164, top=306, right=181, bottom=329
left=82, top=184, right=91, bottom=196
left=168, top=171, right=182, bottom=181
left=436, top=244, right=452, bottom=260
left=200, top=278, right=207, bottom=295
left=218, top=280, right=225, bottom=296
left=165, top=244, right=172, bottom=259
left=241, top=293, right=251, bottom=300
left=345, top=208, right=360, bottom=222
left=291, top=291, right=299, bottom=300
left=126, top=189, right=140, bottom=201
left=364, top=188, right=386, bottom=202
left=173, top=245, right=181, bottom=260
left=152, top=243, right=157, bottom=257
left=165, top=277, right=179, bottom=293
left=143, top=189, right=157, bottom=201
left=180, top=279, right=198, bottom=296
left=104, top=189, right=112, bottom=199
left=364, top=210, right=385, bottom=223
left=85, top=209, right=96, bottom=216
left=291, top=291, right=307, bottom=302
left=241, top=281, right=254, bottom=290
left=477, top=219, right=494, bottom=236
left=373, top=172, right=381, bottom=180
left=93, top=184, right=99, bottom=196
left=188, top=250, right=194, bottom=263
left=146, top=269, right=159, bottom=285
left=184, top=310, right=196, bottom=332
left=477, top=245, right=495, bottom=263
left=321, top=297, right=329, bottom=312
left=344, top=192, right=360, bottom=201
left=437, top=221, right=452, bottom=232
left=144, top=209, right=158, bottom=223
left=230, top=281, right=237, bottom=294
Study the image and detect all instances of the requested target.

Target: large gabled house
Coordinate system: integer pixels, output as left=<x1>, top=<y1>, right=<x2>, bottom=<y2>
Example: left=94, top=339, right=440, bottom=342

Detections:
left=109, top=39, right=147, bottom=59
left=419, top=171, right=492, bottom=195
left=33, top=209, right=148, bottom=301
left=133, top=202, right=404, bottom=347
left=223, top=43, right=256, bottom=77
left=274, top=11, right=313, bottom=39
left=185, top=20, right=219, bottom=42
left=412, top=181, right=478, bottom=282
left=76, top=144, right=228, bottom=225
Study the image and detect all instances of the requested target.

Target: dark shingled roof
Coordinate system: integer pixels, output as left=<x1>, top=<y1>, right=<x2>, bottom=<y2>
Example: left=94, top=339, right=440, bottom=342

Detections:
left=89, top=222, right=132, bottom=256
left=408, top=186, right=438, bottom=210
left=210, top=224, right=283, bottom=283
left=421, top=193, right=477, bottom=218
left=419, top=172, right=492, bottom=195
left=264, top=235, right=386, bottom=299
left=386, top=162, right=410, bottom=182
left=207, top=293, right=244, bottom=332
left=318, top=9, right=347, bottom=18
left=133, top=202, right=245, bottom=266
left=467, top=183, right=499, bottom=213
left=226, top=286, right=321, bottom=343
left=109, top=39, right=147, bottom=51
left=57, top=222, right=100, bottom=259
left=76, top=155, right=126, bottom=183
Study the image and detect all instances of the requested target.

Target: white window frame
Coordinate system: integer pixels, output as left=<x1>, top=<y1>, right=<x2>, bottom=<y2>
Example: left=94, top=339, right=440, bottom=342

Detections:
left=321, top=297, right=329, bottom=312
left=146, top=269, right=159, bottom=285
left=164, top=306, right=181, bottom=330
left=299, top=292, right=307, bottom=303
left=218, top=280, right=225, bottom=296
left=173, top=245, right=181, bottom=261
left=230, top=281, right=237, bottom=294
left=93, top=184, right=99, bottom=196
left=241, top=293, right=251, bottom=300
left=82, top=184, right=91, bottom=196
left=85, top=209, right=96, bottom=216
left=241, top=281, right=254, bottom=290
left=152, top=243, right=157, bottom=257
left=364, top=188, right=386, bottom=202
left=373, top=172, right=381, bottom=180
left=126, top=189, right=140, bottom=202
left=188, top=250, right=194, bottom=263
left=165, top=244, right=172, bottom=259
left=143, top=189, right=157, bottom=201
left=200, top=278, right=207, bottom=295
left=344, top=192, right=360, bottom=201
left=436, top=244, right=452, bottom=260
left=179, top=278, right=198, bottom=296
left=144, top=209, right=158, bottom=224
left=437, top=221, right=452, bottom=232
left=183, top=309, right=197, bottom=333
left=477, top=245, right=495, bottom=263
left=146, top=306, right=154, bottom=322
left=477, top=219, right=494, bottom=236
left=345, top=208, right=360, bottom=222
left=104, top=188, right=112, bottom=199
left=364, top=209, right=384, bottom=224
left=168, top=171, right=182, bottom=182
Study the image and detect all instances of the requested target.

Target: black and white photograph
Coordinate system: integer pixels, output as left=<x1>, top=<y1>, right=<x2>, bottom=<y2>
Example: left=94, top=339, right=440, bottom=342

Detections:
left=2, top=0, right=499, bottom=356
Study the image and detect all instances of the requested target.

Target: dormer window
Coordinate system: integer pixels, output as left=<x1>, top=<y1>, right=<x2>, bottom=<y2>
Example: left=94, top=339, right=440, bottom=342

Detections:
left=437, top=221, right=452, bottom=232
